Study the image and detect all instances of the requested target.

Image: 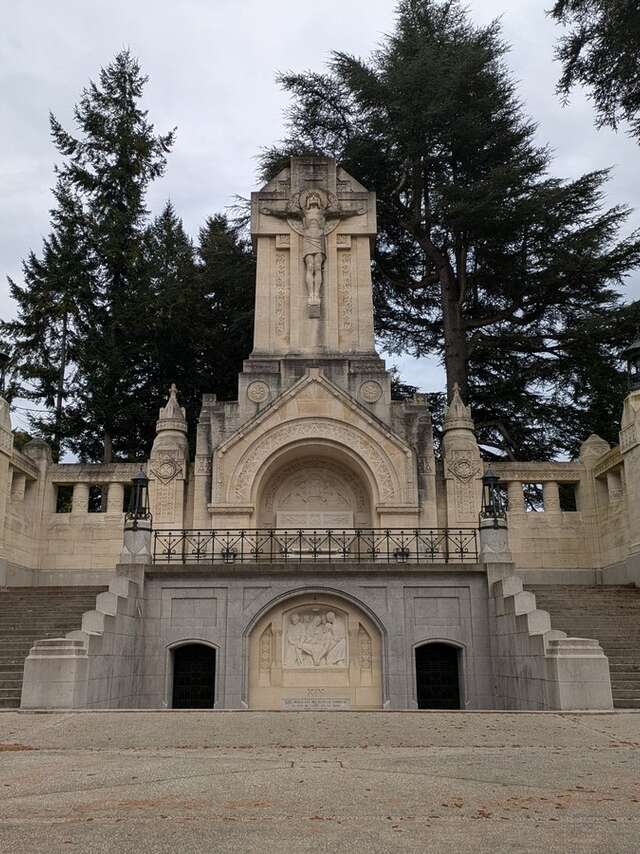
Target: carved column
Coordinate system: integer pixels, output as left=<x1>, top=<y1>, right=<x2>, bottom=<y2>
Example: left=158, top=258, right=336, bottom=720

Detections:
left=442, top=385, right=483, bottom=528
left=148, top=384, right=189, bottom=530
left=72, top=482, right=89, bottom=514
left=542, top=480, right=561, bottom=513
left=107, top=482, right=125, bottom=516
left=507, top=481, right=524, bottom=514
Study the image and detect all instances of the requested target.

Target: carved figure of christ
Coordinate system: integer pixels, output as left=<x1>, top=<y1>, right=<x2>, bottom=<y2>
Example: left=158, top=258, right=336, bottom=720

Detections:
left=262, top=194, right=364, bottom=313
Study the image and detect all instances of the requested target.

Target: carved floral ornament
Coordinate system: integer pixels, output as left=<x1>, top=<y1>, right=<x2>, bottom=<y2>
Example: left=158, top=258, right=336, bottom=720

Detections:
left=247, top=381, right=270, bottom=404
left=150, top=458, right=183, bottom=484
left=447, top=457, right=481, bottom=482
left=360, top=381, right=383, bottom=403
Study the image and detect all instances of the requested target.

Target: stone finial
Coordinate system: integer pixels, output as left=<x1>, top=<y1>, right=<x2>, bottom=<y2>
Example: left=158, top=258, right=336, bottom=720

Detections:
left=443, top=383, right=474, bottom=432
left=578, top=433, right=610, bottom=464
left=156, top=383, right=187, bottom=435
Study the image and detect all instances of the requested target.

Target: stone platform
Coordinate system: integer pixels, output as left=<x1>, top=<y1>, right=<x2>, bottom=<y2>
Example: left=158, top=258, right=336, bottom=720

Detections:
left=1, top=710, right=638, bottom=853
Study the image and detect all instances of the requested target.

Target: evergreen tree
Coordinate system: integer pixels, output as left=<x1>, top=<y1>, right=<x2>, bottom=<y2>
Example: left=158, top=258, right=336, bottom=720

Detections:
left=141, top=202, right=204, bottom=452
left=196, top=215, right=256, bottom=403
left=52, top=49, right=174, bottom=461
left=1, top=178, right=93, bottom=459
left=262, top=0, right=640, bottom=458
left=551, top=0, right=640, bottom=141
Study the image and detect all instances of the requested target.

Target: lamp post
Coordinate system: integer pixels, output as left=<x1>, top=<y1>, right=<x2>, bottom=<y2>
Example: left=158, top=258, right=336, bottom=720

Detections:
left=480, top=469, right=506, bottom=529
left=622, top=336, right=640, bottom=393
left=125, top=468, right=151, bottom=531
left=0, top=351, right=10, bottom=395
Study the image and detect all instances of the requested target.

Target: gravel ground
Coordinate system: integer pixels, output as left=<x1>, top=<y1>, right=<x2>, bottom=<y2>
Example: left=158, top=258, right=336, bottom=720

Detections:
left=0, top=710, right=638, bottom=853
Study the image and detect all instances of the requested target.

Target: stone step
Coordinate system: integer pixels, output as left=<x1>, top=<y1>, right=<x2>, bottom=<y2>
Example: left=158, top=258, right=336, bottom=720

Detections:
left=0, top=587, right=106, bottom=709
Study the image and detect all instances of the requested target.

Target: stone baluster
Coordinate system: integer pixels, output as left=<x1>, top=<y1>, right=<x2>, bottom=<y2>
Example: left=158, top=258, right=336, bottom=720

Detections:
left=542, top=480, right=561, bottom=513
left=107, top=482, right=125, bottom=515
left=506, top=481, right=524, bottom=514
left=71, top=482, right=89, bottom=514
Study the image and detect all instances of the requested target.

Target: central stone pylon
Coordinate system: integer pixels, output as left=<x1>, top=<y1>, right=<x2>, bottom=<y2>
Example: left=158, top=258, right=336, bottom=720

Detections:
left=191, top=157, right=439, bottom=530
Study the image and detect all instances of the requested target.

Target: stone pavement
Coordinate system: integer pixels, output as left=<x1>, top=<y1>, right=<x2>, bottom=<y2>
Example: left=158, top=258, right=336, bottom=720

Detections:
left=0, top=711, right=639, bottom=854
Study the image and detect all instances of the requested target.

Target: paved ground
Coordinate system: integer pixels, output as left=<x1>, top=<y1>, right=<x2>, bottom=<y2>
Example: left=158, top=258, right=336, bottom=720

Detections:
left=0, top=711, right=639, bottom=854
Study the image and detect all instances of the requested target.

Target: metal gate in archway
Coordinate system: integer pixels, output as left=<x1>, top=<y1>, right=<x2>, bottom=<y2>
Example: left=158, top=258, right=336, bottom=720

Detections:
left=172, top=644, right=216, bottom=709
left=415, top=643, right=461, bottom=710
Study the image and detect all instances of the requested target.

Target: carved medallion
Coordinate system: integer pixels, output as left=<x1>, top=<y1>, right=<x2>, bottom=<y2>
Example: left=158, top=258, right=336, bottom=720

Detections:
left=360, top=381, right=383, bottom=403
left=447, top=457, right=480, bottom=482
left=150, top=458, right=182, bottom=484
left=247, top=381, right=270, bottom=404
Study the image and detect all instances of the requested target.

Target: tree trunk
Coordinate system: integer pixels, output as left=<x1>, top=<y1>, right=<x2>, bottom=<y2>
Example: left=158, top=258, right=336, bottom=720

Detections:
left=53, top=310, right=68, bottom=462
left=103, top=431, right=113, bottom=464
left=440, top=273, right=468, bottom=403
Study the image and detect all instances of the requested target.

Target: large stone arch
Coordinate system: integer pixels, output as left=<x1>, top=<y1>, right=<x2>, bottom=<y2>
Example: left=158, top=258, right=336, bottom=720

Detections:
left=246, top=589, right=384, bottom=710
left=255, top=444, right=374, bottom=529
left=224, top=417, right=404, bottom=508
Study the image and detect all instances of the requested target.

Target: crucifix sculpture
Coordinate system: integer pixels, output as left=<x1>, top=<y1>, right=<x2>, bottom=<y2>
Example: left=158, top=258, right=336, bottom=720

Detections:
left=262, top=189, right=365, bottom=317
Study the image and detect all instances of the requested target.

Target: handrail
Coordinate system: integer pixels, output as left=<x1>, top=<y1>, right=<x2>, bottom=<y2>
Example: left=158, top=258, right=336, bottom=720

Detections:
left=152, top=528, right=479, bottom=564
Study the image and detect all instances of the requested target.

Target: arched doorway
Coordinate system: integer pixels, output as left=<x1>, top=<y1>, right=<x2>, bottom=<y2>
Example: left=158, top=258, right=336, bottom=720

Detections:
left=415, top=643, right=461, bottom=710
left=247, top=592, right=383, bottom=710
left=171, top=643, right=216, bottom=709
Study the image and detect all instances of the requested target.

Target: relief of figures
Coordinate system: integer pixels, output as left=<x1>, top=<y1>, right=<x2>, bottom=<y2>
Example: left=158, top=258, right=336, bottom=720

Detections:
left=285, top=608, right=347, bottom=668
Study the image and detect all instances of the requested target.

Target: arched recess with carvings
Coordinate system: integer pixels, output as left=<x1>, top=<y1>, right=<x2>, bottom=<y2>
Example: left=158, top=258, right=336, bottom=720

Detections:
left=245, top=589, right=384, bottom=710
left=255, top=444, right=374, bottom=528
left=221, top=417, right=409, bottom=523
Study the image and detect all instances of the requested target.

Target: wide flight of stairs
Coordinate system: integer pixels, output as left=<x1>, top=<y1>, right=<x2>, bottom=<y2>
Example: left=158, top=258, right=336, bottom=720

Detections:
left=528, top=584, right=640, bottom=709
left=0, top=587, right=106, bottom=708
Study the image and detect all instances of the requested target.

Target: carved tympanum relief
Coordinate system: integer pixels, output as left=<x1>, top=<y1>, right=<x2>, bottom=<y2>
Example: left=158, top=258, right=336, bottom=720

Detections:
left=283, top=608, right=348, bottom=668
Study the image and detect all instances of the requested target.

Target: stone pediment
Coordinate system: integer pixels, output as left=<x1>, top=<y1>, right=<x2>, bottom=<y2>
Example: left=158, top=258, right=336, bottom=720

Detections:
left=211, top=368, right=418, bottom=510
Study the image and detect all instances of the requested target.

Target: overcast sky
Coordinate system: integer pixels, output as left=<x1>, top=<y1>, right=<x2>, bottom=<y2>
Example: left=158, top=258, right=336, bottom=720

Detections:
left=2, top=0, right=639, bottom=426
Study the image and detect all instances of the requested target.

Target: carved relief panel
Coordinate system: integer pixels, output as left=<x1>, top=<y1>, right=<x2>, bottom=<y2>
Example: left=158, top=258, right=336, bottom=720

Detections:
left=283, top=607, right=348, bottom=668
left=247, top=594, right=382, bottom=710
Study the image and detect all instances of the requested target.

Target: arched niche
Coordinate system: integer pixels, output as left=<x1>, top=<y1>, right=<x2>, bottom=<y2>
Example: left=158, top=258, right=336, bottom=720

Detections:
left=247, top=592, right=382, bottom=710
left=256, top=446, right=373, bottom=529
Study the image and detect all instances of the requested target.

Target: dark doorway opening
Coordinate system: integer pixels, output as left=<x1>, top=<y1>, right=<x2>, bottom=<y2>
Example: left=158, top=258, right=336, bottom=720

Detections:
left=415, top=643, right=461, bottom=709
left=172, top=644, right=216, bottom=709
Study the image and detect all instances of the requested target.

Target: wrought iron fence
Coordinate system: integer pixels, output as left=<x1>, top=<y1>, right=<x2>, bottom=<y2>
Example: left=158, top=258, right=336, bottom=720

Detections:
left=152, top=528, right=479, bottom=564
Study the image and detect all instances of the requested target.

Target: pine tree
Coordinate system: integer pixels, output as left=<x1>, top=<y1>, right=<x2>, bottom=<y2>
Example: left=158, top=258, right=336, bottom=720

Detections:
left=196, top=215, right=255, bottom=403
left=52, top=49, right=174, bottom=461
left=261, top=0, right=640, bottom=458
left=551, top=0, right=640, bottom=141
left=1, top=178, right=93, bottom=459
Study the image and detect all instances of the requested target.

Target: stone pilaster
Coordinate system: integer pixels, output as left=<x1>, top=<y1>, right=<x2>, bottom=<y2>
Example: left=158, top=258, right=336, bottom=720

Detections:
left=148, top=384, right=189, bottom=529
left=578, top=433, right=611, bottom=569
left=620, top=390, right=640, bottom=559
left=442, top=384, right=483, bottom=528
left=0, top=397, right=14, bottom=583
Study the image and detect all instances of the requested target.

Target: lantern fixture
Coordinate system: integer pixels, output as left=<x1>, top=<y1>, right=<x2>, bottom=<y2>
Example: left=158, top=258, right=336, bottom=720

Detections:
left=125, top=468, right=151, bottom=529
left=480, top=469, right=506, bottom=528
left=622, top=336, right=640, bottom=392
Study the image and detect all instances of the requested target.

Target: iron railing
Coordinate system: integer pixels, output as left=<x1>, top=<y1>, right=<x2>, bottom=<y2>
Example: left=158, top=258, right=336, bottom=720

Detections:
left=152, top=528, right=479, bottom=565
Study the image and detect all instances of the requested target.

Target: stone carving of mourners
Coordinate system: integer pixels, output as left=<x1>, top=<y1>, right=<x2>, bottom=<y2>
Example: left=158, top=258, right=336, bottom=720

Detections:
left=286, top=612, right=305, bottom=665
left=262, top=190, right=365, bottom=315
left=287, top=609, right=347, bottom=667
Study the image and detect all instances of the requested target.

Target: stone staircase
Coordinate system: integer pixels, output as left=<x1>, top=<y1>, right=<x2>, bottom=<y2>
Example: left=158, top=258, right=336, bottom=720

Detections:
left=0, top=587, right=106, bottom=708
left=528, top=584, right=640, bottom=709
